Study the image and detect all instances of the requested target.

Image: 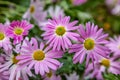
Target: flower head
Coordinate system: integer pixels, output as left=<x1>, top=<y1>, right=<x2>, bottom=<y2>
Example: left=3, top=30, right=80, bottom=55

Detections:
left=69, top=22, right=109, bottom=66
left=85, top=55, right=120, bottom=80
left=65, top=72, right=79, bottom=80
left=42, top=16, right=79, bottom=51
left=0, top=23, right=11, bottom=50
left=7, top=20, right=33, bottom=44
left=106, top=36, right=120, bottom=55
left=43, top=70, right=61, bottom=80
left=48, top=6, right=65, bottom=18
left=17, top=38, right=63, bottom=75
left=23, top=0, right=47, bottom=27
left=0, top=49, right=32, bottom=80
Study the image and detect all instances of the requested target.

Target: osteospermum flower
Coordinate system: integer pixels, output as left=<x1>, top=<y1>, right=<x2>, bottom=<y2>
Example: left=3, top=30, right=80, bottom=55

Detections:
left=69, top=22, right=109, bottom=66
left=0, top=23, right=11, bottom=50
left=17, top=38, right=63, bottom=76
left=0, top=49, right=32, bottom=80
left=7, top=20, right=33, bottom=44
left=106, top=36, right=120, bottom=55
left=84, top=55, right=120, bottom=80
left=42, top=16, right=79, bottom=51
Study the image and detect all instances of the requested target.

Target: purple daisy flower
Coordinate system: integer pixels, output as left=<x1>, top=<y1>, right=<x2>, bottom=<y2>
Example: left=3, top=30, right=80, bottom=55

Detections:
left=85, top=55, right=120, bottom=80
left=16, top=38, right=63, bottom=76
left=69, top=22, right=109, bottom=66
left=43, top=70, right=61, bottom=80
left=42, top=16, right=79, bottom=51
left=106, top=36, right=120, bottom=55
left=23, top=0, right=47, bottom=27
left=0, top=49, right=32, bottom=80
left=7, top=20, right=33, bottom=44
left=0, top=23, right=11, bottom=50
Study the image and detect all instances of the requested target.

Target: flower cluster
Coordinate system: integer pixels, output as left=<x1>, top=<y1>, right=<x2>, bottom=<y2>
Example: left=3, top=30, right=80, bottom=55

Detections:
left=0, top=0, right=120, bottom=80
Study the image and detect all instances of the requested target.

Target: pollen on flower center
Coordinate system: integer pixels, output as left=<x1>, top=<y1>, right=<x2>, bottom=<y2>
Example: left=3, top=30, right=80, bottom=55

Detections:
left=33, top=50, right=45, bottom=61
left=0, top=32, right=5, bottom=40
left=84, top=38, right=95, bottom=50
left=30, top=5, right=35, bottom=13
left=12, top=55, right=19, bottom=64
left=55, top=26, right=66, bottom=36
left=101, top=59, right=110, bottom=67
left=14, top=28, right=23, bottom=35
left=47, top=71, right=52, bottom=78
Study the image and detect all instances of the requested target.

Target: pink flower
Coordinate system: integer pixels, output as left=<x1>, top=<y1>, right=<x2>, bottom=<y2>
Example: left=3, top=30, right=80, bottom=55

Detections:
left=23, top=0, right=47, bottom=27
left=106, top=36, right=120, bottom=55
left=69, top=22, right=109, bottom=67
left=48, top=6, right=65, bottom=18
left=0, top=23, right=11, bottom=50
left=43, top=70, right=61, bottom=80
left=65, top=72, right=79, bottom=80
left=42, top=16, right=79, bottom=51
left=0, top=49, right=32, bottom=80
left=0, top=69, right=9, bottom=80
left=17, top=38, right=63, bottom=76
left=85, top=55, right=120, bottom=80
left=7, top=20, right=33, bottom=44
left=71, top=0, right=87, bottom=6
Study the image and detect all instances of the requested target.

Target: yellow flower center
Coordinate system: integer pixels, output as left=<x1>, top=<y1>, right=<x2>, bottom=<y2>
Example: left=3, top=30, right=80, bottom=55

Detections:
left=118, top=45, right=120, bottom=49
left=12, top=55, right=19, bottom=64
left=46, top=71, right=52, bottom=78
left=101, top=59, right=110, bottom=67
left=33, top=50, right=45, bottom=61
left=55, top=26, right=66, bottom=36
left=84, top=38, right=95, bottom=50
left=14, top=28, right=23, bottom=35
left=30, top=5, right=35, bottom=13
left=0, top=32, right=5, bottom=40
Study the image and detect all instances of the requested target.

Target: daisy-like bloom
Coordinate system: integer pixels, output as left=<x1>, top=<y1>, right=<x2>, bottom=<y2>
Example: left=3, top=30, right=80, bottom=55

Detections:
left=16, top=38, right=63, bottom=76
left=71, top=0, right=87, bottom=6
left=48, top=6, right=65, bottom=18
left=42, top=16, right=79, bottom=51
left=43, top=70, right=61, bottom=80
left=0, top=48, right=33, bottom=80
left=23, top=0, right=47, bottom=27
left=65, top=72, right=79, bottom=80
left=69, top=22, right=109, bottom=66
left=84, top=55, right=120, bottom=80
left=106, top=36, right=120, bottom=55
left=7, top=20, right=33, bottom=44
left=0, top=23, right=11, bottom=50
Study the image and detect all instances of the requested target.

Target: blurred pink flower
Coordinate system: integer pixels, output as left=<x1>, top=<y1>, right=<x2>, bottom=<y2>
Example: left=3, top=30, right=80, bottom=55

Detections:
left=48, top=6, right=65, bottom=18
left=65, top=72, right=79, bottom=80
left=23, top=0, right=47, bottom=27
left=0, top=23, right=11, bottom=50
left=43, top=71, right=61, bottom=80
left=106, top=36, right=120, bottom=55
left=85, top=55, right=120, bottom=80
left=0, top=49, right=32, bottom=80
left=71, top=0, right=87, bottom=6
